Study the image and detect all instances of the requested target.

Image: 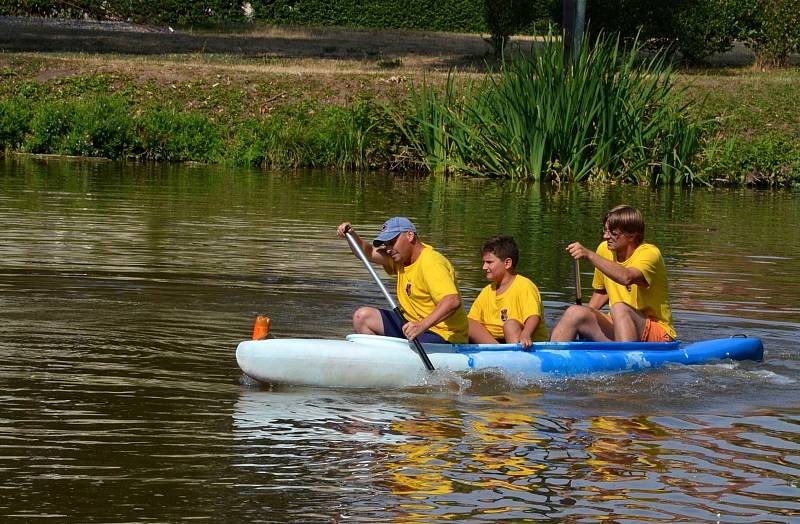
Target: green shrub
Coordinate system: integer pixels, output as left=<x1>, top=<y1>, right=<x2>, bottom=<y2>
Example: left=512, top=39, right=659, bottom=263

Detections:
left=484, top=0, right=537, bottom=56
left=63, top=96, right=135, bottom=159
left=0, top=98, right=32, bottom=149
left=25, top=101, right=75, bottom=154
left=584, top=0, right=740, bottom=63
left=137, top=110, right=225, bottom=162
left=0, top=0, right=82, bottom=17
left=737, top=0, right=800, bottom=69
left=584, top=0, right=679, bottom=42
left=672, top=0, right=738, bottom=62
left=5, top=0, right=560, bottom=35
left=250, top=0, right=487, bottom=32
left=2, top=0, right=245, bottom=26
left=230, top=100, right=388, bottom=169
left=700, top=135, right=800, bottom=187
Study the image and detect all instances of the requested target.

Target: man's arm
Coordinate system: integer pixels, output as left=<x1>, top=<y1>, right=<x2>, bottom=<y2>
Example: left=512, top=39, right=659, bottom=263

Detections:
left=336, top=222, right=390, bottom=266
left=402, top=294, right=461, bottom=340
left=567, top=242, right=648, bottom=288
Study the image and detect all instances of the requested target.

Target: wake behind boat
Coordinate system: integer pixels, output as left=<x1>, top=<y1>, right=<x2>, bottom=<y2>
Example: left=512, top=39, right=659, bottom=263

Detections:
left=236, top=334, right=764, bottom=389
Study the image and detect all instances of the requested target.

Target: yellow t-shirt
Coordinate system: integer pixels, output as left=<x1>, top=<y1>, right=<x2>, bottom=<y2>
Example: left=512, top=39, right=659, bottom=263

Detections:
left=386, top=244, right=469, bottom=343
left=591, top=241, right=677, bottom=339
left=468, top=274, right=549, bottom=342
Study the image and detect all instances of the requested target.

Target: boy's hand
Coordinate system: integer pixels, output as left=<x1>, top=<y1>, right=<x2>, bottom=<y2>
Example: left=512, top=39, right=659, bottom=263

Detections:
left=519, top=335, right=532, bottom=349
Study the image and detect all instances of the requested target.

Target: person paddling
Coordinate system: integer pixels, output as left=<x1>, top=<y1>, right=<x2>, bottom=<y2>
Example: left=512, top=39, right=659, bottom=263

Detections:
left=550, top=205, right=676, bottom=343
left=467, top=235, right=548, bottom=348
left=336, top=217, right=469, bottom=344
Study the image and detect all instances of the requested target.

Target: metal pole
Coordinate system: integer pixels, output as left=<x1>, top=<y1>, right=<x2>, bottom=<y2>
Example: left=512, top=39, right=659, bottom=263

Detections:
left=574, top=0, right=586, bottom=55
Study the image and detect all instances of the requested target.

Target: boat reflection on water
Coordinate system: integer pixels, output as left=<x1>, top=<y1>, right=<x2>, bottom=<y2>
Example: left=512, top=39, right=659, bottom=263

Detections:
left=231, top=389, right=800, bottom=520
left=233, top=389, right=415, bottom=445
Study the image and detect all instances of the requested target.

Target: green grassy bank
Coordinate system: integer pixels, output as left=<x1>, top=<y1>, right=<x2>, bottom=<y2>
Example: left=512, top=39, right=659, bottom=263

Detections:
left=1, top=40, right=798, bottom=187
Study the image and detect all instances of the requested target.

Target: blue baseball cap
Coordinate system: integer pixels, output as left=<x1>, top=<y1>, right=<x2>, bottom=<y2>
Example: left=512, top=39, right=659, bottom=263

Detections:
left=373, top=217, right=417, bottom=247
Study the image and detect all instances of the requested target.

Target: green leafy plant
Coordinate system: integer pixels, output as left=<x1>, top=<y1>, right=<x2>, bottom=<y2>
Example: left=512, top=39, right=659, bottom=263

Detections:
left=137, top=110, right=225, bottom=162
left=390, top=31, right=706, bottom=184
left=0, top=97, right=32, bottom=149
left=63, top=96, right=135, bottom=159
left=24, top=101, right=75, bottom=154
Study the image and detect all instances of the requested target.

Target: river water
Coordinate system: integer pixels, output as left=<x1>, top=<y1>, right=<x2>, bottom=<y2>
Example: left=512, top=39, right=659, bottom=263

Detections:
left=1, top=157, right=798, bottom=522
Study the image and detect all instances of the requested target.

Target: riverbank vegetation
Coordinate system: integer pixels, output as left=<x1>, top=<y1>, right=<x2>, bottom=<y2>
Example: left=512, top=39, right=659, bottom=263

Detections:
left=0, top=17, right=798, bottom=187
left=391, top=34, right=703, bottom=184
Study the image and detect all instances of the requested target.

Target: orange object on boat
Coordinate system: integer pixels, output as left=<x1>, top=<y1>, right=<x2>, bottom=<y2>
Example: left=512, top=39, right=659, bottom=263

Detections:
left=252, top=315, right=271, bottom=340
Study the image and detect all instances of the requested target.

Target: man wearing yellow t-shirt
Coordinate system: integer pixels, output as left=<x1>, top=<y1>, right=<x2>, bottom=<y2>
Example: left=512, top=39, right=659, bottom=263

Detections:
left=550, top=205, right=676, bottom=343
left=336, top=217, right=469, bottom=343
left=468, top=235, right=548, bottom=348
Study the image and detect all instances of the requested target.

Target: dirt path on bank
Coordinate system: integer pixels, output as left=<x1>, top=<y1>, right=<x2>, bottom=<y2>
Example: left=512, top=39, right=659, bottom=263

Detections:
left=0, top=15, right=501, bottom=73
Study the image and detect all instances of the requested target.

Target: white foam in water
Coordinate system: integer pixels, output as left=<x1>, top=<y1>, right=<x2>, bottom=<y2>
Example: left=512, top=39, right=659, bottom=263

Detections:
left=418, top=367, right=473, bottom=394
left=702, top=362, right=796, bottom=385
left=748, top=369, right=796, bottom=385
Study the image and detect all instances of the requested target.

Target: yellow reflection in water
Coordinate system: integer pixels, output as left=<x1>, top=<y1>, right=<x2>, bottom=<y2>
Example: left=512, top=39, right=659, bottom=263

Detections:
left=387, top=417, right=458, bottom=497
left=386, top=394, right=550, bottom=503
left=584, top=416, right=667, bottom=486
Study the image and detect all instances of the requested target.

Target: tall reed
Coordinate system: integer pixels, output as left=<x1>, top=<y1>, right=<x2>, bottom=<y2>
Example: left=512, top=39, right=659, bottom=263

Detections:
left=391, top=32, right=706, bottom=184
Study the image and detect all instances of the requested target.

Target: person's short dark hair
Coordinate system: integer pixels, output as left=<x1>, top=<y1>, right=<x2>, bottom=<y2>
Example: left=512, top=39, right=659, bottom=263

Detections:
left=605, top=205, right=645, bottom=243
left=481, top=235, right=519, bottom=269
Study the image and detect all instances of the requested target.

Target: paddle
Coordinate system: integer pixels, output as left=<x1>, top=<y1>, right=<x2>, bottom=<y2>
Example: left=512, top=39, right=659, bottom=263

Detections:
left=344, top=229, right=436, bottom=371
left=574, top=258, right=582, bottom=305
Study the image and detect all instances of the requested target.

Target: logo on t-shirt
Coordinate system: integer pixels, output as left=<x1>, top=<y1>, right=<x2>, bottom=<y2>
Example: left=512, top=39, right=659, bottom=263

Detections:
left=405, top=283, right=412, bottom=296
left=500, top=308, right=508, bottom=321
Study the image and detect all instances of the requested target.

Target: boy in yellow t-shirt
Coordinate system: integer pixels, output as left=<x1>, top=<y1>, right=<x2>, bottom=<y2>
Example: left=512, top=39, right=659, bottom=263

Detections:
left=468, top=235, right=548, bottom=348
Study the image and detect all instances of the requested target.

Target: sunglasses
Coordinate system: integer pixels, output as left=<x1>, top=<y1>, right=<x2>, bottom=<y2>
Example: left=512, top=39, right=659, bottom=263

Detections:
left=379, top=235, right=401, bottom=252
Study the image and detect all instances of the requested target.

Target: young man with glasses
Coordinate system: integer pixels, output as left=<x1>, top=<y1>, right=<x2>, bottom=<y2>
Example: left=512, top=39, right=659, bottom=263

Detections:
left=336, top=217, right=469, bottom=344
left=550, top=205, right=676, bottom=343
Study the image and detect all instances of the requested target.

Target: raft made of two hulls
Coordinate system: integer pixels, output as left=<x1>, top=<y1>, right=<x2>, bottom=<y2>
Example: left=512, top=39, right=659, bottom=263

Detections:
left=236, top=334, right=764, bottom=388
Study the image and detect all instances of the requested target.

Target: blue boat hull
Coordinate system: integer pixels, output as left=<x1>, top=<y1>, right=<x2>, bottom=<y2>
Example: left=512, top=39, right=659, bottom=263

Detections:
left=449, top=338, right=764, bottom=376
left=236, top=334, right=764, bottom=388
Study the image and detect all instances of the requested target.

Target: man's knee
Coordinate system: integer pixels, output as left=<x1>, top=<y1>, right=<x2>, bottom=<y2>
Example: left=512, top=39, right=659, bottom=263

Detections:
left=352, top=306, right=369, bottom=322
left=609, top=302, right=645, bottom=325
left=564, top=304, right=591, bottom=321
left=609, top=302, right=637, bottom=320
left=352, top=307, right=379, bottom=331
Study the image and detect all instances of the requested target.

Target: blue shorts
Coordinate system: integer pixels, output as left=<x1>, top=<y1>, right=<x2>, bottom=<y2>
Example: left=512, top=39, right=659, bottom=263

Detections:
left=379, top=309, right=449, bottom=344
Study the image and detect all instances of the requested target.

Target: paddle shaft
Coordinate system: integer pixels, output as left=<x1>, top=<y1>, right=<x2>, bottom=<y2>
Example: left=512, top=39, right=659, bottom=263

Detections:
left=574, top=258, right=582, bottom=305
left=344, top=230, right=435, bottom=371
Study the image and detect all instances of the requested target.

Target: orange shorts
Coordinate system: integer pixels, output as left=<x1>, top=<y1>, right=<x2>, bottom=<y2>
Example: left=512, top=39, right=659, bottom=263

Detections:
left=641, top=319, right=674, bottom=342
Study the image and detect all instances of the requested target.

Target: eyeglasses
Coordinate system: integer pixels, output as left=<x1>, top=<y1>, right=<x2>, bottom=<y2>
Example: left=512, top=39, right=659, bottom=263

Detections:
left=603, top=227, right=624, bottom=239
